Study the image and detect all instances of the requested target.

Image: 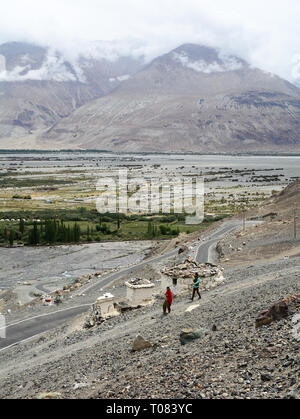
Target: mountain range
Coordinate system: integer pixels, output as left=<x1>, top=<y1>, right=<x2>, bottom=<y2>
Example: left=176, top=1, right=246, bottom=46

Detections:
left=0, top=42, right=300, bottom=152
left=0, top=42, right=144, bottom=146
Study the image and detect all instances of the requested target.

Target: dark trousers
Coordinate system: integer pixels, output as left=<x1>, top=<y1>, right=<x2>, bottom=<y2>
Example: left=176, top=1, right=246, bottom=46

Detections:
left=192, top=288, right=201, bottom=301
left=163, top=301, right=171, bottom=314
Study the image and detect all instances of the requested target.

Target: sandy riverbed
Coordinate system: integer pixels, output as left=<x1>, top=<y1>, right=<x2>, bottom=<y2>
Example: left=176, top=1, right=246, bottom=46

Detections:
left=0, top=241, right=155, bottom=304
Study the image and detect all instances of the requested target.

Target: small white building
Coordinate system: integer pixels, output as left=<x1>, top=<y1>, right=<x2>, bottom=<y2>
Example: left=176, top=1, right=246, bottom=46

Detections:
left=125, top=279, right=155, bottom=307
left=95, top=293, right=118, bottom=318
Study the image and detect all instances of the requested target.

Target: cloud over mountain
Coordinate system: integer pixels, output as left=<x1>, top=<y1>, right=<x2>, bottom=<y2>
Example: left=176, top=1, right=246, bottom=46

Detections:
left=0, top=49, right=85, bottom=83
left=0, top=0, right=299, bottom=85
left=37, top=43, right=300, bottom=154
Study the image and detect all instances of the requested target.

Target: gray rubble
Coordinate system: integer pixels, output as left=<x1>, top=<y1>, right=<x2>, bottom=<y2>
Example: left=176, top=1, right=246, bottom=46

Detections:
left=0, top=257, right=299, bottom=400
left=162, top=259, right=225, bottom=292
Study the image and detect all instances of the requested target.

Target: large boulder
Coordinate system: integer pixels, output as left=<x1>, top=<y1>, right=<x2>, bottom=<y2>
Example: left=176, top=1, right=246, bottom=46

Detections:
left=180, top=328, right=209, bottom=345
left=132, top=335, right=152, bottom=352
left=256, top=294, right=300, bottom=329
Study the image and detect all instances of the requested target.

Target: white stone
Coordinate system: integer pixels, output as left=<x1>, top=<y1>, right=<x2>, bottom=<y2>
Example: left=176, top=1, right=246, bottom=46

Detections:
left=185, top=304, right=200, bottom=313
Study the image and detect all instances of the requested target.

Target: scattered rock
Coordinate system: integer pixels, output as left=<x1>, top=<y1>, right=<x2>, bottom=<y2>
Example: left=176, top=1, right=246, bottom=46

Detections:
left=261, top=373, right=272, bottom=382
left=73, top=382, right=90, bottom=390
left=162, top=259, right=225, bottom=294
left=180, top=328, right=209, bottom=345
left=132, top=336, right=152, bottom=352
left=36, top=392, right=61, bottom=399
left=256, top=294, right=300, bottom=328
left=178, top=246, right=188, bottom=255
left=84, top=304, right=105, bottom=329
left=285, top=390, right=300, bottom=400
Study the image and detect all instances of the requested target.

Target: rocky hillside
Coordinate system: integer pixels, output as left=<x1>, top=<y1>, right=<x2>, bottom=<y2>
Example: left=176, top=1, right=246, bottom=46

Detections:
left=0, top=184, right=299, bottom=399
left=0, top=249, right=299, bottom=399
left=39, top=44, right=300, bottom=152
left=249, top=180, right=300, bottom=219
left=0, top=42, right=144, bottom=144
left=218, top=181, right=300, bottom=266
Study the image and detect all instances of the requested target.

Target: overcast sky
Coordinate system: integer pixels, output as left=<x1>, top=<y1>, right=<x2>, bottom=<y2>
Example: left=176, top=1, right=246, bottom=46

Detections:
left=0, top=0, right=299, bottom=83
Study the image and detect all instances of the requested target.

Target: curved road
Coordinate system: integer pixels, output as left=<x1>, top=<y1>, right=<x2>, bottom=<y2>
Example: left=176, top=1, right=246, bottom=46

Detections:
left=0, top=220, right=245, bottom=352
left=195, top=221, right=241, bottom=264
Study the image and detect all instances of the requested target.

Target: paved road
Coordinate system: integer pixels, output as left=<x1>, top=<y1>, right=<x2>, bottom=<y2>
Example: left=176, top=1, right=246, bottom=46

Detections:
left=0, top=220, right=245, bottom=352
left=0, top=248, right=179, bottom=351
left=195, top=221, right=241, bottom=264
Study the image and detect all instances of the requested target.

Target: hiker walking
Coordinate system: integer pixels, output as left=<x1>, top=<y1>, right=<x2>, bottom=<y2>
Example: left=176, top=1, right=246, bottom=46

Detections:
left=192, top=273, right=201, bottom=301
left=163, top=287, right=173, bottom=314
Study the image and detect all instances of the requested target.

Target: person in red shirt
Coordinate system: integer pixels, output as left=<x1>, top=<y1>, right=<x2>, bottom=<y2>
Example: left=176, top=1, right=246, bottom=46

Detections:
left=163, top=287, right=173, bottom=315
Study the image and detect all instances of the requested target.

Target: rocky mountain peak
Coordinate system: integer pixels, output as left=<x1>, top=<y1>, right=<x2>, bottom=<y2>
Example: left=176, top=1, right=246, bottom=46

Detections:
left=153, top=43, right=247, bottom=75
left=0, top=41, right=299, bottom=152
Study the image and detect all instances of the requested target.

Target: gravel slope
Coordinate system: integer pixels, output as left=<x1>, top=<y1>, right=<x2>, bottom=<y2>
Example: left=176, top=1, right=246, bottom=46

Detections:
left=0, top=256, right=299, bottom=399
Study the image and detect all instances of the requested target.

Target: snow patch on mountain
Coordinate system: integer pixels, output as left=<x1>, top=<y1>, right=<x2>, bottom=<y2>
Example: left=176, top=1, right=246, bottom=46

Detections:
left=109, top=74, right=131, bottom=83
left=0, top=49, right=86, bottom=83
left=173, top=51, right=244, bottom=74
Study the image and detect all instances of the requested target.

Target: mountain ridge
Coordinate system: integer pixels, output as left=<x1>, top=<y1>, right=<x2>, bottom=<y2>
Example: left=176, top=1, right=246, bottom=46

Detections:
left=37, top=43, right=300, bottom=152
left=0, top=42, right=300, bottom=152
left=0, top=41, right=145, bottom=143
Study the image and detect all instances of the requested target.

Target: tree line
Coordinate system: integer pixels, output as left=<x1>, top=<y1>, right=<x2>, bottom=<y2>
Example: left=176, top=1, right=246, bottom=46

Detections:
left=1, top=219, right=81, bottom=246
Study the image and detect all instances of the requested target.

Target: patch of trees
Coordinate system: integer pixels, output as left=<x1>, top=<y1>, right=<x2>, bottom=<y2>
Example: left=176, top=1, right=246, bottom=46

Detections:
left=29, top=220, right=82, bottom=245
left=0, top=219, right=81, bottom=247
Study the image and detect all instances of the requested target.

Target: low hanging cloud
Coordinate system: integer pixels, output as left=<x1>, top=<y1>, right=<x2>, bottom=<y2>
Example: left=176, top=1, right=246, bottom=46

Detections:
left=173, top=51, right=244, bottom=74
left=0, top=49, right=86, bottom=83
left=0, top=0, right=299, bottom=84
